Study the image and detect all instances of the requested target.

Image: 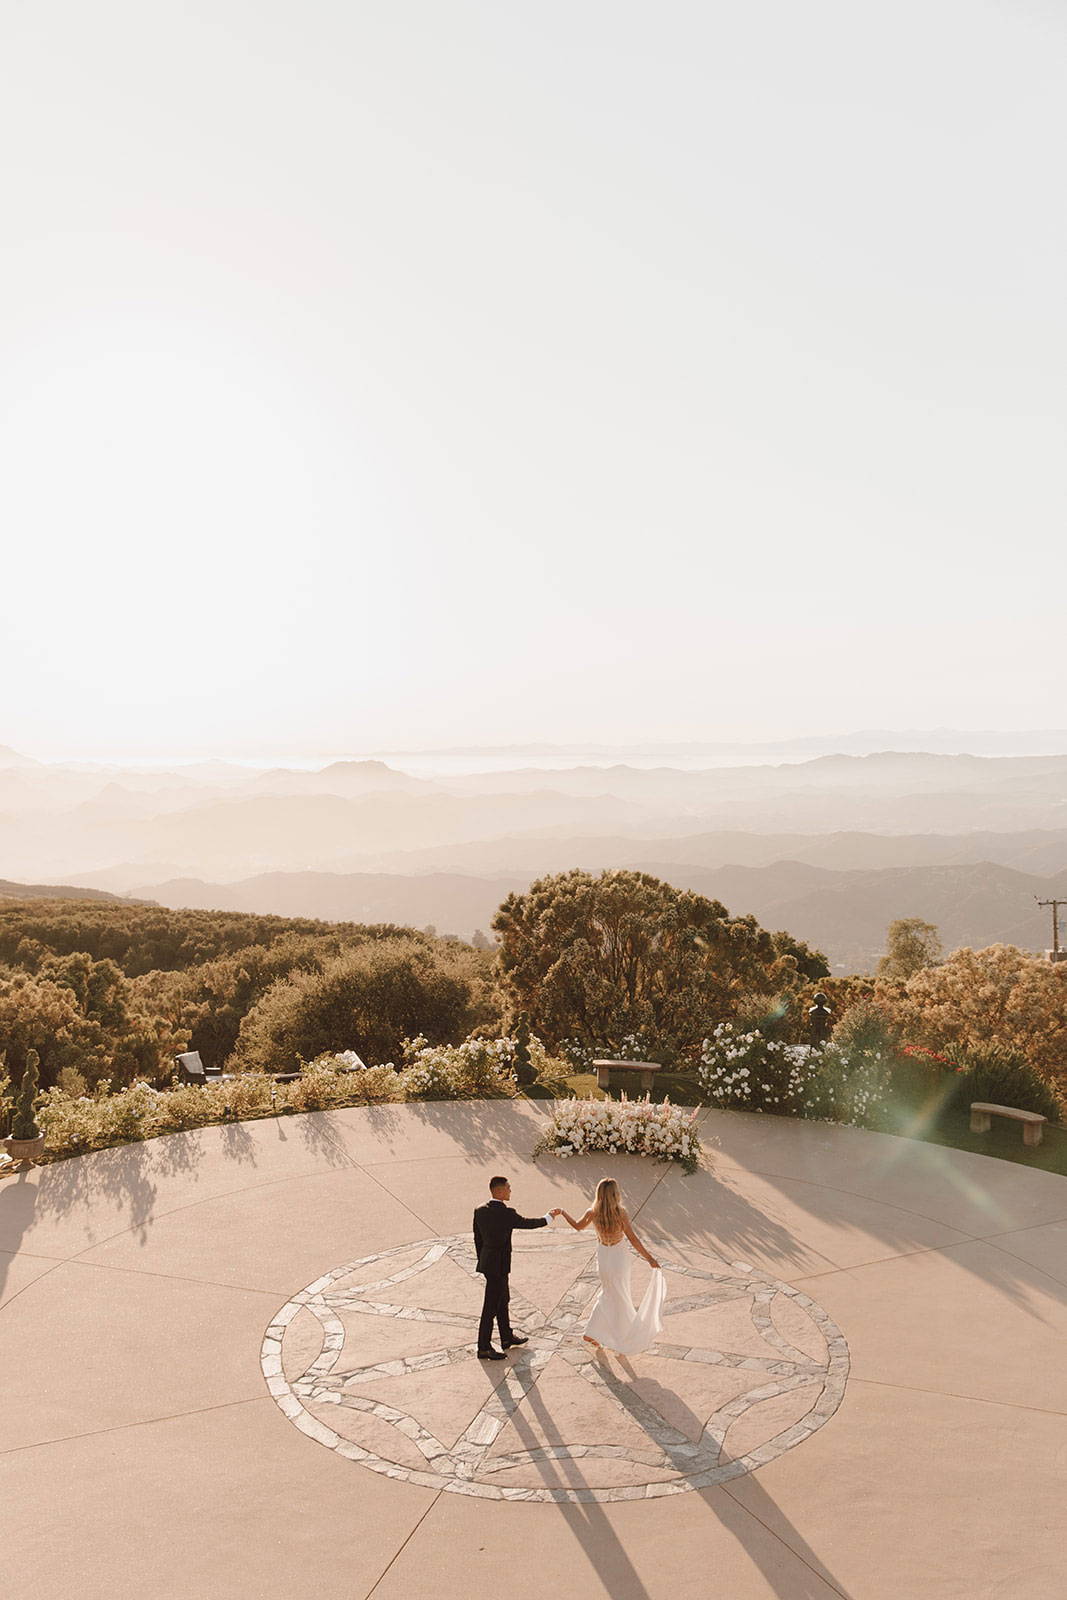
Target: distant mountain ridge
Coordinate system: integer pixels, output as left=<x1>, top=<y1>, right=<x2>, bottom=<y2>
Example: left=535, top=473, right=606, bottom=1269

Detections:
left=118, top=857, right=1063, bottom=974
left=0, top=879, right=151, bottom=905
left=2, top=745, right=1066, bottom=967
left=356, top=826, right=1067, bottom=878
left=377, top=730, right=1067, bottom=760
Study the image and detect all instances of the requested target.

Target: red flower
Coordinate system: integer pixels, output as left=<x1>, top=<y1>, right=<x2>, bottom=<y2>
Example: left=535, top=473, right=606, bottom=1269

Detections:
left=902, top=1044, right=955, bottom=1068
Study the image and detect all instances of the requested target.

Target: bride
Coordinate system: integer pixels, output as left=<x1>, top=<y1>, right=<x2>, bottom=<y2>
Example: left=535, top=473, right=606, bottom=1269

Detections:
left=557, top=1178, right=666, bottom=1356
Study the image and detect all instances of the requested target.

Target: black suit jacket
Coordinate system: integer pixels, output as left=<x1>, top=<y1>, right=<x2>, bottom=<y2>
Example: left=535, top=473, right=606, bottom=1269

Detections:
left=473, top=1199, right=548, bottom=1276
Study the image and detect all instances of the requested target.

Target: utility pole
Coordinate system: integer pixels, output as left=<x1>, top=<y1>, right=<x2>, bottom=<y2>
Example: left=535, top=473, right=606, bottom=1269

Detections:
left=1036, top=897, right=1067, bottom=963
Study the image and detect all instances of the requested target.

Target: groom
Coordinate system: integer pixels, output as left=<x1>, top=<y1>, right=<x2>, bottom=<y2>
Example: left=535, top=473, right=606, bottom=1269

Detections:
left=473, top=1176, right=560, bottom=1360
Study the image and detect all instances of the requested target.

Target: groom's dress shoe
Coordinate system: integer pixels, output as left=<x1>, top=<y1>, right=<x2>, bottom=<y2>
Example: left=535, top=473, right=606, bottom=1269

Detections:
left=477, top=1347, right=506, bottom=1361
left=502, top=1336, right=528, bottom=1348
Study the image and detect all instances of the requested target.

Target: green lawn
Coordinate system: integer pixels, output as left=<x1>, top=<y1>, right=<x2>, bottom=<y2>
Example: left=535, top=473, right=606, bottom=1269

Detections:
left=877, top=1099, right=1067, bottom=1177
left=552, top=1071, right=1067, bottom=1179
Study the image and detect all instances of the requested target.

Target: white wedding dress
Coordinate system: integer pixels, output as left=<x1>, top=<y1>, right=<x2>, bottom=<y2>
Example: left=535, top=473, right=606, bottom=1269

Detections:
left=583, top=1237, right=666, bottom=1355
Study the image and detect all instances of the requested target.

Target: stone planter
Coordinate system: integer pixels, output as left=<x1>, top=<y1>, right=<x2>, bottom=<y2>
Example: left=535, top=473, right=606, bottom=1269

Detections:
left=3, top=1133, right=46, bottom=1166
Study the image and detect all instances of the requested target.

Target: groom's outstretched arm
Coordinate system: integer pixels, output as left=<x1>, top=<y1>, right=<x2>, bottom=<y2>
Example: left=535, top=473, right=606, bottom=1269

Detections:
left=509, top=1207, right=549, bottom=1230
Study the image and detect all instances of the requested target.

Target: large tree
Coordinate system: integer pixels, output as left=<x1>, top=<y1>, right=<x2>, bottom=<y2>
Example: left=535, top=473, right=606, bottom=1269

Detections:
left=491, top=868, right=828, bottom=1064
left=233, top=937, right=490, bottom=1072
left=877, top=918, right=942, bottom=981
left=0, top=971, right=96, bottom=1088
left=891, top=944, right=1067, bottom=1096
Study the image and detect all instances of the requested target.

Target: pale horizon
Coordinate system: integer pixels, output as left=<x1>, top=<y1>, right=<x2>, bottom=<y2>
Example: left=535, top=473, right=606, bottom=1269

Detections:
left=10, top=723, right=1067, bottom=771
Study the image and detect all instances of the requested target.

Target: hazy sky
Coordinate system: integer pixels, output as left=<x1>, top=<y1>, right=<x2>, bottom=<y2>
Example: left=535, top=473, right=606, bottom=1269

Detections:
left=3, top=1, right=1064, bottom=757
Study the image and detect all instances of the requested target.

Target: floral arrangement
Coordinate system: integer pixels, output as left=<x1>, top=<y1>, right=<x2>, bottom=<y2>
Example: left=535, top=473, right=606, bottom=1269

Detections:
left=533, top=1094, right=701, bottom=1172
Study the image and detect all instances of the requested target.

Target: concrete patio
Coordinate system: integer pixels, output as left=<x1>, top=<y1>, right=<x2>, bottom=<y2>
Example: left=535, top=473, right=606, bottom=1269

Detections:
left=2, top=1099, right=1065, bottom=1599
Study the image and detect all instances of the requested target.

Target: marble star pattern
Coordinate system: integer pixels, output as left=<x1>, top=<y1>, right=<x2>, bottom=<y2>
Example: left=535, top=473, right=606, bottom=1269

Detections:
left=261, top=1233, right=849, bottom=1504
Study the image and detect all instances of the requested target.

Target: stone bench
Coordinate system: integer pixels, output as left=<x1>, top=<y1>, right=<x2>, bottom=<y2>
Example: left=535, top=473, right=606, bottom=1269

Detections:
left=970, top=1102, right=1047, bottom=1148
left=592, top=1059, right=662, bottom=1094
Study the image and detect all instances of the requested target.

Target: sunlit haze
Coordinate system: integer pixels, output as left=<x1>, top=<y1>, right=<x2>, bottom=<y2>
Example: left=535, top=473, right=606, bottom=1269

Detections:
left=3, top=1, right=1064, bottom=758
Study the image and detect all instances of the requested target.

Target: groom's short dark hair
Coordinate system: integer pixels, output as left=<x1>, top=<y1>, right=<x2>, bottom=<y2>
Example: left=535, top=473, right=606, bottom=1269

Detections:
left=489, top=1175, right=508, bottom=1193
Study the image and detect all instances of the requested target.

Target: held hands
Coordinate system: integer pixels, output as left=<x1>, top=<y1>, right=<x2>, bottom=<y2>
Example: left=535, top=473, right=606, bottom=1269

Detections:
left=549, top=1208, right=563, bottom=1218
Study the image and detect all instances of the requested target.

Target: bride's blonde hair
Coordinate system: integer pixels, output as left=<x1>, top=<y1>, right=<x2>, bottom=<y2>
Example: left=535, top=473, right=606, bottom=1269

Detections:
left=592, top=1177, right=624, bottom=1236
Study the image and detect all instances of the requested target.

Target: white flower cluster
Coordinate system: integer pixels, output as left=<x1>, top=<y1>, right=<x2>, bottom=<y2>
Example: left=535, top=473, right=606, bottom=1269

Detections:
left=697, top=1023, right=817, bottom=1114
left=697, top=1023, right=893, bottom=1126
left=560, top=1038, right=596, bottom=1070
left=560, top=1032, right=651, bottom=1069
left=818, top=1042, right=891, bottom=1126
left=615, top=1032, right=651, bottom=1062
left=398, top=1036, right=517, bottom=1101
left=535, top=1094, right=701, bottom=1171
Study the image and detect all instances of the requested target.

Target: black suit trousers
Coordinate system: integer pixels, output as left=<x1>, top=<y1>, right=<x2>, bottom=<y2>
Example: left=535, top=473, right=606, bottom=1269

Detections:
left=477, top=1269, right=512, bottom=1349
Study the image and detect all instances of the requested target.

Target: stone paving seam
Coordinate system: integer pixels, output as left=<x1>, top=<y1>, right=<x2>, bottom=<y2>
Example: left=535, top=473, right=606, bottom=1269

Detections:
left=25, top=1254, right=298, bottom=1301
left=963, top=1238, right=1067, bottom=1295
left=344, top=1155, right=448, bottom=1237
left=972, top=1236, right=1067, bottom=1293
left=623, top=1157, right=675, bottom=1227
left=704, top=1163, right=988, bottom=1240
left=796, top=1233, right=1067, bottom=1298
left=361, top=1490, right=444, bottom=1600
left=1, top=1245, right=82, bottom=1263
left=977, top=1216, right=1067, bottom=1242
left=848, top=1375, right=1067, bottom=1419
left=718, top=1477, right=854, bottom=1600
left=0, top=1257, right=68, bottom=1321
left=59, top=1161, right=357, bottom=1263
left=785, top=1234, right=1007, bottom=1285
left=0, top=1392, right=272, bottom=1458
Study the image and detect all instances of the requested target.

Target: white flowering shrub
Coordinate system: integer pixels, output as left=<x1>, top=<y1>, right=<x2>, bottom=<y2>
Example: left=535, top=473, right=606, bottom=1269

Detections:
left=559, top=1038, right=596, bottom=1070
left=806, top=1042, right=892, bottom=1127
left=697, top=1024, right=818, bottom=1115
left=533, top=1095, right=701, bottom=1173
left=398, top=1036, right=518, bottom=1101
left=698, top=1023, right=893, bottom=1128
left=37, top=1076, right=193, bottom=1151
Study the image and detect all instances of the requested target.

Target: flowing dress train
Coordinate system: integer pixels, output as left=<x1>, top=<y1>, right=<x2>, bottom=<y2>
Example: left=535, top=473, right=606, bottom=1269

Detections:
left=583, top=1239, right=666, bottom=1355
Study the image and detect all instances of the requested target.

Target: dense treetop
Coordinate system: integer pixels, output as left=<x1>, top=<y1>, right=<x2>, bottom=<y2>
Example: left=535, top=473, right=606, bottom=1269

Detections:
left=0, top=899, right=420, bottom=978
left=0, top=900, right=455, bottom=1089
left=493, top=868, right=829, bottom=1063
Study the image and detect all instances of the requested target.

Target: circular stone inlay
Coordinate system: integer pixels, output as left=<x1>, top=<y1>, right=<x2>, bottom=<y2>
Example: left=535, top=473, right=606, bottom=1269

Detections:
left=261, top=1234, right=849, bottom=1503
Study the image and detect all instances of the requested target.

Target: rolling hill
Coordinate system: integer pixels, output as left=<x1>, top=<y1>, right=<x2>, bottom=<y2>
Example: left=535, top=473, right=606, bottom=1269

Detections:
left=123, top=858, right=1062, bottom=973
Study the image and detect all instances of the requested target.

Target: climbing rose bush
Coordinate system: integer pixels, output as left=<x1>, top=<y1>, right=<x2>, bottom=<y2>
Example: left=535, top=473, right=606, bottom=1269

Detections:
left=534, top=1095, right=701, bottom=1172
